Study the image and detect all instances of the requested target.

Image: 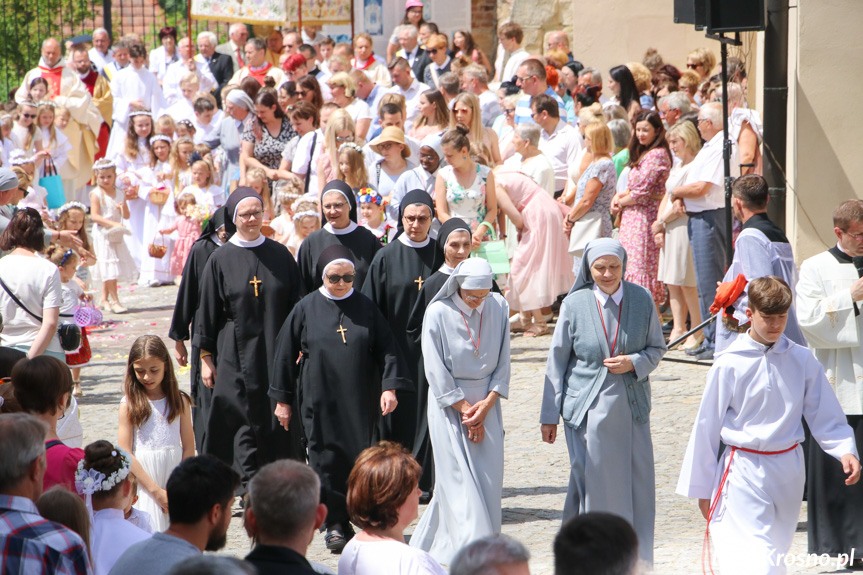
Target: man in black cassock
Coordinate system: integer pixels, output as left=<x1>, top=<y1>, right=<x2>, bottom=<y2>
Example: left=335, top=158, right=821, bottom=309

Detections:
left=168, top=207, right=228, bottom=450
left=194, top=188, right=303, bottom=494
left=296, top=180, right=380, bottom=294
left=361, top=190, right=440, bottom=456
left=269, top=245, right=410, bottom=553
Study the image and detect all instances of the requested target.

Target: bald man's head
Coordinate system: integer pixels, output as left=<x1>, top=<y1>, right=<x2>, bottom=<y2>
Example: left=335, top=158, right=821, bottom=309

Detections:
left=41, top=38, right=62, bottom=67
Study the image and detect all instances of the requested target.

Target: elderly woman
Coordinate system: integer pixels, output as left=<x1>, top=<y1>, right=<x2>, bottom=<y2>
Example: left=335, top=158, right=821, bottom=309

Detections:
left=652, top=121, right=703, bottom=351
left=339, top=442, right=446, bottom=573
left=540, top=238, right=666, bottom=566
left=240, top=89, right=296, bottom=184
left=613, top=111, right=671, bottom=308
left=687, top=47, right=716, bottom=81
left=563, top=122, right=617, bottom=259
left=494, top=169, right=574, bottom=337
left=410, top=258, right=510, bottom=564
left=204, top=89, right=254, bottom=197
left=327, top=72, right=372, bottom=141
left=270, top=245, right=408, bottom=552
left=508, top=123, right=554, bottom=195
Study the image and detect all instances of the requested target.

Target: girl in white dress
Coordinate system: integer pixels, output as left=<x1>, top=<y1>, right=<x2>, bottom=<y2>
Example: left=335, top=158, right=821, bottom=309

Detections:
left=118, top=335, right=194, bottom=532
left=137, top=134, right=176, bottom=286
left=89, top=159, right=136, bottom=313
left=179, top=159, right=223, bottom=212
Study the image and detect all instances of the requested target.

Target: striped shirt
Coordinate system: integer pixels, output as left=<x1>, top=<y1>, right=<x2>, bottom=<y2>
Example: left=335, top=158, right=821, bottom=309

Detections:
left=514, top=87, right=567, bottom=125
left=0, top=495, right=92, bottom=575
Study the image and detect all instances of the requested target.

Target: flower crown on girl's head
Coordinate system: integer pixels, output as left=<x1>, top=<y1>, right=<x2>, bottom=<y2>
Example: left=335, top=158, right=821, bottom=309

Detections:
left=338, top=142, right=365, bottom=155
left=93, top=158, right=116, bottom=171
left=9, top=150, right=33, bottom=166
left=176, top=119, right=194, bottom=130
left=75, top=447, right=132, bottom=495
left=37, top=100, right=56, bottom=108
left=150, top=134, right=172, bottom=145
left=128, top=109, right=152, bottom=118
left=57, top=201, right=87, bottom=217
left=292, top=209, right=321, bottom=221
left=357, top=187, right=385, bottom=206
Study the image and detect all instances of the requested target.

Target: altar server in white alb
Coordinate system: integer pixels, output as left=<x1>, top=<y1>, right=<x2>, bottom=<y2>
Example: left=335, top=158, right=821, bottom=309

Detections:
left=714, top=174, right=806, bottom=353
left=796, top=199, right=863, bottom=558
left=677, top=276, right=861, bottom=575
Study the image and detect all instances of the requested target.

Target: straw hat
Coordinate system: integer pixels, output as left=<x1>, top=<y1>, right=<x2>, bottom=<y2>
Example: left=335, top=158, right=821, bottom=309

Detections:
left=369, top=126, right=411, bottom=158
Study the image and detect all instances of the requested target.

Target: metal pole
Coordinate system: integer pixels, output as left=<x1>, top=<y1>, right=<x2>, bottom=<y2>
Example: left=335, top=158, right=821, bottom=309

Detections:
left=720, top=34, right=733, bottom=268
left=187, top=0, right=192, bottom=49
left=298, top=0, right=303, bottom=32
left=350, top=0, right=355, bottom=40
left=763, top=0, right=789, bottom=231
left=666, top=314, right=718, bottom=349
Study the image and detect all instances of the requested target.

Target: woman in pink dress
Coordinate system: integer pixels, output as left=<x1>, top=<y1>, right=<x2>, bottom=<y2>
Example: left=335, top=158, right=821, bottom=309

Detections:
left=494, top=169, right=575, bottom=337
left=161, top=192, right=202, bottom=279
left=613, top=111, right=671, bottom=307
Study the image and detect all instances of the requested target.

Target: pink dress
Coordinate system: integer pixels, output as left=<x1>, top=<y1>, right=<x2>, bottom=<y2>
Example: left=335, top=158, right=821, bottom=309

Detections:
left=497, top=171, right=575, bottom=311
left=166, top=215, right=202, bottom=276
left=618, top=148, right=671, bottom=304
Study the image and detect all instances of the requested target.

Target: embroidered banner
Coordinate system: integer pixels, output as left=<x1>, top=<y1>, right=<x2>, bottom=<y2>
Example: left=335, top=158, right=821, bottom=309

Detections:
left=286, top=0, right=352, bottom=26
left=191, top=0, right=289, bottom=25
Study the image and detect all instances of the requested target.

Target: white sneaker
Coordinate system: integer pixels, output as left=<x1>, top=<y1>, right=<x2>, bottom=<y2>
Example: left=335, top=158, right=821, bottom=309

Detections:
left=148, top=279, right=161, bottom=287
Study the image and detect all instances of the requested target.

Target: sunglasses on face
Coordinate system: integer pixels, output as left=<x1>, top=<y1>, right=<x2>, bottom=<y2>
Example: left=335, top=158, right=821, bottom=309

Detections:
left=429, top=48, right=440, bottom=55
left=687, top=63, right=701, bottom=70
left=296, top=90, right=307, bottom=96
left=335, top=136, right=354, bottom=143
left=21, top=114, right=36, bottom=119
left=326, top=273, right=355, bottom=284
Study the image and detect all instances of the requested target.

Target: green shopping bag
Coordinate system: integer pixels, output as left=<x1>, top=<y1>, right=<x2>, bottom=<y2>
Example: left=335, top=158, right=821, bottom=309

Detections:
left=471, top=221, right=510, bottom=275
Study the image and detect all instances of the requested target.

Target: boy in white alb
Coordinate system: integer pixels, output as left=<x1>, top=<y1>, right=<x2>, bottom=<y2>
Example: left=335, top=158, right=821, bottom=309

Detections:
left=677, top=276, right=861, bottom=575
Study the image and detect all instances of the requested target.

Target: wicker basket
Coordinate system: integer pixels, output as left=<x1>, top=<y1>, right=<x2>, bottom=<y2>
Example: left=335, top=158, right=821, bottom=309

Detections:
left=148, top=234, right=168, bottom=259
left=150, top=188, right=169, bottom=206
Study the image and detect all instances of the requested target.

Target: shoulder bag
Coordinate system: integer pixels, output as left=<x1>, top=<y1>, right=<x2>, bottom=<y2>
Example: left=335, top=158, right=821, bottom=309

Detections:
left=0, top=276, right=81, bottom=351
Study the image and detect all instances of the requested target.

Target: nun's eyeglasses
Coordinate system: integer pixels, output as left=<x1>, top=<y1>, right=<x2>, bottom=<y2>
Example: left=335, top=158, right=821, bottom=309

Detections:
left=326, top=273, right=355, bottom=284
left=323, top=201, right=347, bottom=210
left=237, top=210, right=263, bottom=221
left=463, top=293, right=489, bottom=302
left=404, top=215, right=430, bottom=224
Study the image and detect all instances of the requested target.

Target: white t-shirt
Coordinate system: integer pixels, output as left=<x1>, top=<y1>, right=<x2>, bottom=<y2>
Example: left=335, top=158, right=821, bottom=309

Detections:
left=682, top=131, right=725, bottom=213
left=338, top=539, right=447, bottom=575
left=292, top=130, right=323, bottom=196
left=345, top=98, right=373, bottom=124
left=0, top=254, right=63, bottom=353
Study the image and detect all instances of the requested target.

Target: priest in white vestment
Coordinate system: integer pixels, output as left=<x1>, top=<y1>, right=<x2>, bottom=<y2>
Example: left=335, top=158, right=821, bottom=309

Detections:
left=796, top=199, right=863, bottom=558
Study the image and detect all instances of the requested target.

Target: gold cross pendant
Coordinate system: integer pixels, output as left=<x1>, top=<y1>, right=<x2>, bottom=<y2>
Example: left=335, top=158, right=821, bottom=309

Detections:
left=337, top=324, right=347, bottom=344
left=414, top=275, right=424, bottom=291
left=250, top=275, right=262, bottom=297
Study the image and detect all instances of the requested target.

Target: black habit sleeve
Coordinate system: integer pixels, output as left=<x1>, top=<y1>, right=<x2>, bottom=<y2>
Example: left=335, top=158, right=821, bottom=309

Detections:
left=192, top=253, right=226, bottom=354
left=370, top=302, right=412, bottom=393
left=269, top=302, right=306, bottom=405
left=168, top=240, right=215, bottom=342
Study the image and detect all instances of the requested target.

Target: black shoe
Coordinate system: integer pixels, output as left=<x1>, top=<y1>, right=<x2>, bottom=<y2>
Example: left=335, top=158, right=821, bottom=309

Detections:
left=419, top=491, right=432, bottom=505
left=325, top=528, right=348, bottom=553
left=684, top=343, right=708, bottom=356
left=692, top=347, right=714, bottom=361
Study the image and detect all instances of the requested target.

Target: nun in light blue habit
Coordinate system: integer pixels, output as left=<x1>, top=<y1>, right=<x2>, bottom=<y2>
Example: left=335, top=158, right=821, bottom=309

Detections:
left=540, top=238, right=666, bottom=565
left=409, top=258, right=510, bottom=564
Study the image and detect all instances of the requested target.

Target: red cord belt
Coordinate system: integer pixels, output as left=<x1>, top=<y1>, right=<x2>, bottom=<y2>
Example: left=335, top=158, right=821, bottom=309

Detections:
left=702, top=443, right=800, bottom=575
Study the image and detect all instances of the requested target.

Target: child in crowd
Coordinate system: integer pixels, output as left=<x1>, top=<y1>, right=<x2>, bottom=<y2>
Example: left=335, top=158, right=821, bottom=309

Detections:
left=154, top=115, right=176, bottom=139
left=55, top=201, right=96, bottom=288
left=53, top=107, right=77, bottom=198
left=288, top=198, right=321, bottom=258
left=10, top=99, right=43, bottom=157
left=46, top=245, right=90, bottom=398
left=35, top=486, right=91, bottom=553
left=160, top=192, right=202, bottom=280
left=123, top=474, right=155, bottom=534
left=0, top=113, right=15, bottom=165
left=27, top=77, right=49, bottom=102
left=677, top=276, right=861, bottom=574
left=270, top=180, right=303, bottom=245
left=170, top=137, right=195, bottom=190
left=358, top=188, right=393, bottom=245
left=194, top=143, right=220, bottom=187
left=180, top=159, right=223, bottom=210
left=76, top=440, right=150, bottom=574
left=12, top=152, right=47, bottom=212
left=175, top=119, right=196, bottom=141
left=144, top=134, right=178, bottom=285
left=116, top=110, right=155, bottom=277
left=336, top=142, right=371, bottom=198
left=118, top=335, right=194, bottom=532
left=89, top=159, right=135, bottom=313
left=36, top=102, right=70, bottom=174
left=192, top=95, right=220, bottom=144
left=244, top=167, right=273, bottom=219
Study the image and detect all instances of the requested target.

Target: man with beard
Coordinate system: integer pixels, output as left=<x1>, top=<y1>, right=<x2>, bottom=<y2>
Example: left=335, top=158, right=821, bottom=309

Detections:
left=108, top=456, right=239, bottom=575
left=69, top=45, right=112, bottom=202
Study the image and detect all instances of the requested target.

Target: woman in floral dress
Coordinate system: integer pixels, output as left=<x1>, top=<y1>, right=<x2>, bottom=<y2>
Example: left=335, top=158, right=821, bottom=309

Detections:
left=613, top=111, right=671, bottom=306
left=435, top=124, right=497, bottom=249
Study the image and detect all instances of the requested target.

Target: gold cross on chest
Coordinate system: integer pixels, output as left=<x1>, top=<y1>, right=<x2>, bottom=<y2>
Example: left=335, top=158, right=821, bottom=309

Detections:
left=414, top=275, right=424, bottom=291
left=249, top=276, right=262, bottom=297
left=336, top=324, right=347, bottom=344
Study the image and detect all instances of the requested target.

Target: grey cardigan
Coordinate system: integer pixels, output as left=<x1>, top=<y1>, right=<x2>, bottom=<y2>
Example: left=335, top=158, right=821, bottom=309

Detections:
left=540, top=281, right=666, bottom=428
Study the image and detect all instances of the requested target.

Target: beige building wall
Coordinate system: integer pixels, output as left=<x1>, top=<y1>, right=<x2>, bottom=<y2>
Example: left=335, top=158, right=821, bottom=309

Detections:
left=788, top=0, right=863, bottom=261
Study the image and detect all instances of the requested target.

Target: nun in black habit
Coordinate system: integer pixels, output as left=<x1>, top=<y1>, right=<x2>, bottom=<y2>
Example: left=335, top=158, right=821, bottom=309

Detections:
left=194, top=188, right=303, bottom=493
left=168, top=207, right=229, bottom=450
left=269, top=244, right=411, bottom=553
left=296, top=180, right=381, bottom=295
left=361, top=190, right=442, bottom=454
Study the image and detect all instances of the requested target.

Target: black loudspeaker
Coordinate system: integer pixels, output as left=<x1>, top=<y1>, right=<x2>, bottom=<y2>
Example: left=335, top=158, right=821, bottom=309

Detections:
left=674, top=0, right=707, bottom=28
left=706, top=0, right=766, bottom=33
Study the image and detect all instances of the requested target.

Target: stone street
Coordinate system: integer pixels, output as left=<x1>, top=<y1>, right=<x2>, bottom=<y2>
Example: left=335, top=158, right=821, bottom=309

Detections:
left=74, top=283, right=854, bottom=574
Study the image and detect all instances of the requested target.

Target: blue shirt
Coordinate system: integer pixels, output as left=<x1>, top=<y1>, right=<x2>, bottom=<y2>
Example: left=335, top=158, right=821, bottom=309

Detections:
left=514, top=87, right=567, bottom=125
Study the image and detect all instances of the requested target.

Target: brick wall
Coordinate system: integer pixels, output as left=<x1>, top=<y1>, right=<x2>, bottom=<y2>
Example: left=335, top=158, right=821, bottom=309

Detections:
left=471, top=0, right=497, bottom=69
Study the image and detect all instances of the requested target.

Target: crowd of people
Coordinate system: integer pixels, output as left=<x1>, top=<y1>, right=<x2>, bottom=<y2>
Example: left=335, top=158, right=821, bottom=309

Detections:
left=0, top=8, right=862, bottom=575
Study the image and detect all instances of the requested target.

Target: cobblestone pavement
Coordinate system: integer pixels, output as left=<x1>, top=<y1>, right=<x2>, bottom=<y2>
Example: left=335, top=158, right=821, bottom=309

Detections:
left=76, top=283, right=854, bottom=574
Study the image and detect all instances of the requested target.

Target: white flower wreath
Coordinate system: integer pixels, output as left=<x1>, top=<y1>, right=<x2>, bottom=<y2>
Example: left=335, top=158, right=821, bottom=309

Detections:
left=74, top=447, right=133, bottom=496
